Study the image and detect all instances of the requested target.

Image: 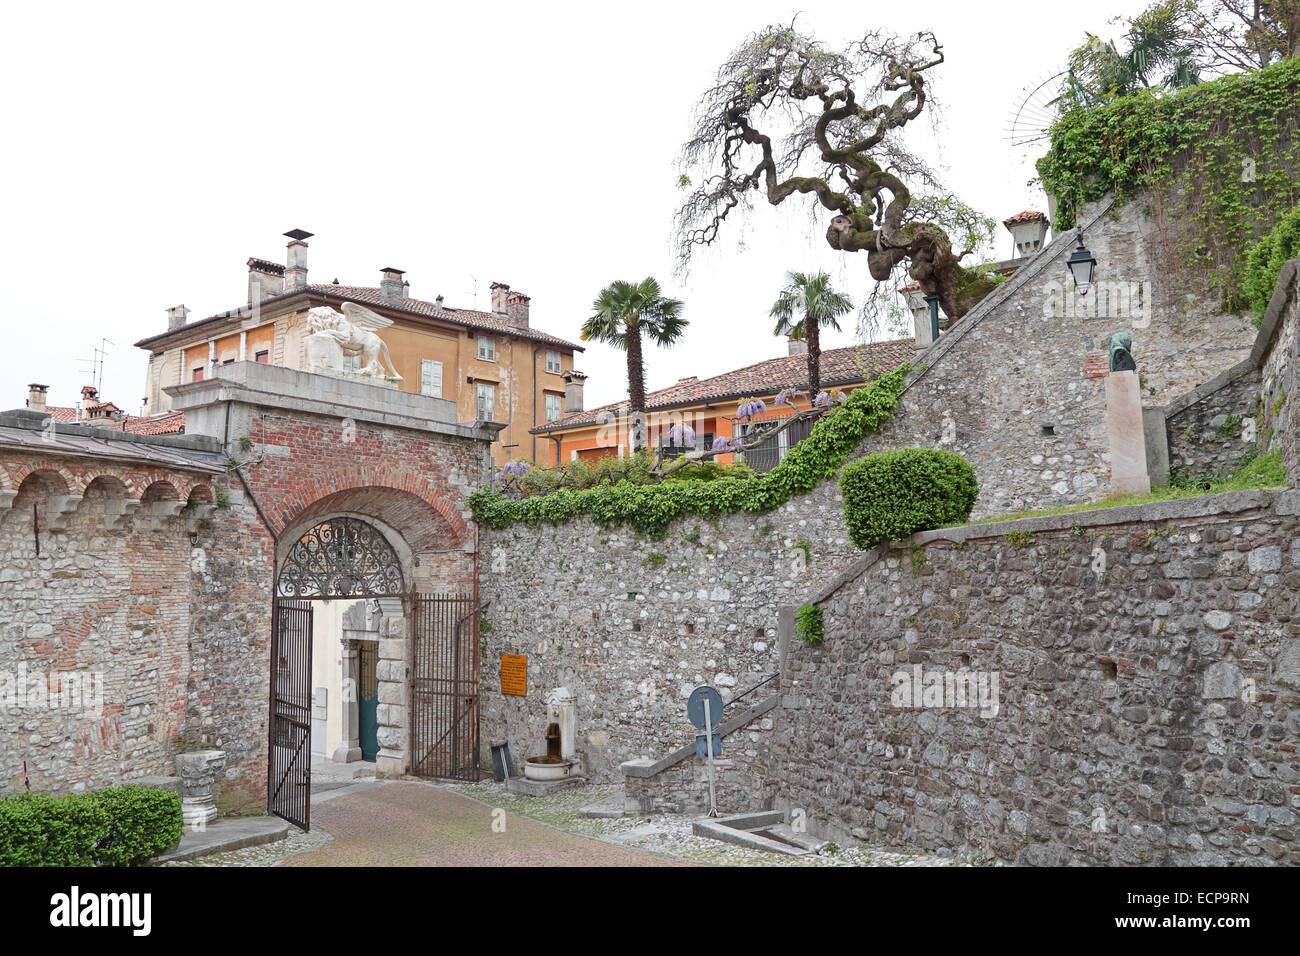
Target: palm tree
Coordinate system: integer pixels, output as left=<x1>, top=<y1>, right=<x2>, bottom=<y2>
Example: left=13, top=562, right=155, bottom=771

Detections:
left=582, top=277, right=687, bottom=453
left=770, top=271, right=854, bottom=399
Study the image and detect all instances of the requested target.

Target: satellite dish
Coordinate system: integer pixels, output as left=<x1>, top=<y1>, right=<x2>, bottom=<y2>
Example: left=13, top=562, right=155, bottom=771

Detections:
left=1004, top=71, right=1067, bottom=154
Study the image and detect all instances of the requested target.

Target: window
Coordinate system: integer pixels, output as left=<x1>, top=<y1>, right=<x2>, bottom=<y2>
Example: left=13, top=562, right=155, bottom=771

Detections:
left=475, top=382, right=495, bottom=421
left=254, top=350, right=269, bottom=363
left=192, top=367, right=204, bottom=382
left=477, top=335, right=496, bottom=361
left=659, top=432, right=713, bottom=461
left=420, top=359, right=443, bottom=397
left=545, top=392, right=563, bottom=422
left=545, top=350, right=562, bottom=374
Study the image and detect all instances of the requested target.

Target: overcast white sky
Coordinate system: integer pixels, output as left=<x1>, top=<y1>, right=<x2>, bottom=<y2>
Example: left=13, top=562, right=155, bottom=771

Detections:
left=0, top=0, right=1150, bottom=417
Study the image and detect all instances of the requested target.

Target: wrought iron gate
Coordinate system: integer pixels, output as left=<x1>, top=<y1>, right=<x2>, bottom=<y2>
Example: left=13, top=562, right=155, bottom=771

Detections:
left=410, top=594, right=480, bottom=780
left=268, top=598, right=314, bottom=829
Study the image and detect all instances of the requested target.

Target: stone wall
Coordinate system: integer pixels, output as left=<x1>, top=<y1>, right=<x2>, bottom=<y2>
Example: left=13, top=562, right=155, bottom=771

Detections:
left=1256, top=262, right=1299, bottom=484
left=770, top=490, right=1300, bottom=865
left=1164, top=363, right=1261, bottom=481
left=0, top=454, right=271, bottom=811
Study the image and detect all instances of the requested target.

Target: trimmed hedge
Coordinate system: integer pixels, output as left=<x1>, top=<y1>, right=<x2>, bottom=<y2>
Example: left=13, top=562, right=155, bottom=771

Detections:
left=470, top=365, right=909, bottom=536
left=0, top=785, right=184, bottom=867
left=839, top=448, right=979, bottom=549
left=1244, top=203, right=1300, bottom=325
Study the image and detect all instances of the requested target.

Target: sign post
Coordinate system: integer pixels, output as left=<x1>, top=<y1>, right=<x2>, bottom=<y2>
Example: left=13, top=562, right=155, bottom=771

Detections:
left=687, top=685, right=724, bottom=818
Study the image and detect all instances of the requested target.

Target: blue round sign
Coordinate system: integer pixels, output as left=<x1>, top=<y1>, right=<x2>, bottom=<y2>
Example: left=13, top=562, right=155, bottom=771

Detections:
left=686, top=685, right=725, bottom=730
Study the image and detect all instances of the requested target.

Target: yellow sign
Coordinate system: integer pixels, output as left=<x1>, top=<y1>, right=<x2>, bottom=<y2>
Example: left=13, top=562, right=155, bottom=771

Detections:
left=500, top=654, right=527, bottom=696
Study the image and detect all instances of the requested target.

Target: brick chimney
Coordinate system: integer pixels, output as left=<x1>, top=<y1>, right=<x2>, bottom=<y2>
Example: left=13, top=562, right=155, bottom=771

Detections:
left=505, top=290, right=531, bottom=328
left=26, top=384, right=48, bottom=413
left=167, top=304, right=190, bottom=331
left=247, top=257, right=285, bottom=304
left=380, top=267, right=406, bottom=303
left=284, top=228, right=312, bottom=290
left=563, top=370, right=587, bottom=413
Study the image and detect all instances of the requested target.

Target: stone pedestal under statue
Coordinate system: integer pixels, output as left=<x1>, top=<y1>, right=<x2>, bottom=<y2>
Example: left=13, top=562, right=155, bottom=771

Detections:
left=1104, top=369, right=1151, bottom=496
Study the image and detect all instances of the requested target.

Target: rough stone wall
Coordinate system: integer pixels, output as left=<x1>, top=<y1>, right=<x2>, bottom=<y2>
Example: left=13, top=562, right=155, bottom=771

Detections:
left=771, top=491, right=1300, bottom=865
left=0, top=459, right=269, bottom=810
left=479, top=499, right=848, bottom=780
left=1259, top=266, right=1299, bottom=484
left=852, top=196, right=1255, bottom=518
left=187, top=481, right=274, bottom=814
left=1164, top=366, right=1262, bottom=480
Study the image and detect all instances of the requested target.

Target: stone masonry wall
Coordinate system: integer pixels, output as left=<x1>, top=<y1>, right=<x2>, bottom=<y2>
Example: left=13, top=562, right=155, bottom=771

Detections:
left=770, top=490, right=1300, bottom=865
left=479, top=193, right=1257, bottom=782
left=1165, top=366, right=1262, bottom=481
left=0, top=460, right=271, bottom=810
left=1259, top=264, right=1299, bottom=484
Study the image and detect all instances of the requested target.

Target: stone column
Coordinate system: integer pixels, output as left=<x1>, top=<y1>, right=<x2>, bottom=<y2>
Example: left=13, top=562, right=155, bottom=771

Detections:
left=332, top=638, right=363, bottom=763
left=546, top=687, right=577, bottom=762
left=175, top=750, right=226, bottom=827
left=1104, top=369, right=1151, bottom=496
left=375, top=611, right=407, bottom=777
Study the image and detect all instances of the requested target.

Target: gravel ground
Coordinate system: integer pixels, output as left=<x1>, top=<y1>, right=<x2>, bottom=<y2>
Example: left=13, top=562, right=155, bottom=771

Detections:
left=446, top=781, right=994, bottom=867
left=160, top=822, right=335, bottom=867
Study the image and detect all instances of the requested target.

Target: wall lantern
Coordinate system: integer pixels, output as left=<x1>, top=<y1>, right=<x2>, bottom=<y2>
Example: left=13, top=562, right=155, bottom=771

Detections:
left=1067, top=226, right=1097, bottom=295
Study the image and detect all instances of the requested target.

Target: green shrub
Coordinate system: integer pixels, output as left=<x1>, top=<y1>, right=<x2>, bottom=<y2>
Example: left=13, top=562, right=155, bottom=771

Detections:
left=1244, top=204, right=1300, bottom=325
left=471, top=366, right=908, bottom=536
left=839, top=448, right=979, bottom=549
left=0, top=792, right=109, bottom=866
left=0, top=785, right=183, bottom=867
left=91, top=786, right=184, bottom=866
left=795, top=604, right=824, bottom=646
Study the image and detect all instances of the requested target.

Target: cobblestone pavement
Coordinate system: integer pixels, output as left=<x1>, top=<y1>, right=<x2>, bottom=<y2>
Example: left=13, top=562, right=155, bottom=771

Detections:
left=279, top=780, right=689, bottom=867
left=447, top=782, right=992, bottom=867
left=160, top=821, right=335, bottom=867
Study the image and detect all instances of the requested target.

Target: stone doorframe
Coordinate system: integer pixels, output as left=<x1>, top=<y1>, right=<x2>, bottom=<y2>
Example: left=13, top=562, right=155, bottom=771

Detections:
left=275, top=510, right=416, bottom=778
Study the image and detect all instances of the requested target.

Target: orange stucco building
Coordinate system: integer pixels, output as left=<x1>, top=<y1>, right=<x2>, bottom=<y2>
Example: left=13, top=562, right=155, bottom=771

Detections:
left=134, top=231, right=583, bottom=465
left=530, top=339, right=914, bottom=470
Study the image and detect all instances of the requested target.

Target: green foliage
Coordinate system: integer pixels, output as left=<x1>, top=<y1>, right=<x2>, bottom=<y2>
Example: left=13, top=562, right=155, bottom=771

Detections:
left=1244, top=203, right=1300, bottom=323
left=1037, top=57, right=1300, bottom=309
left=1005, top=530, right=1036, bottom=548
left=796, top=604, right=824, bottom=646
left=953, top=263, right=1008, bottom=314
left=0, top=785, right=182, bottom=866
left=471, top=366, right=908, bottom=536
left=838, top=447, right=979, bottom=549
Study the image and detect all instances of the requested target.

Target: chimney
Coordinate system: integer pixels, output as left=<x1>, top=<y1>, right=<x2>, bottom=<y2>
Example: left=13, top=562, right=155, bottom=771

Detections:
left=247, top=257, right=285, bottom=304
left=167, top=304, right=190, bottom=331
left=79, top=385, right=99, bottom=422
left=505, top=290, right=531, bottom=328
left=26, top=384, right=48, bottom=413
left=284, top=228, right=313, bottom=290
left=435, top=295, right=445, bottom=311
left=900, top=282, right=936, bottom=350
left=563, top=370, right=587, bottom=414
left=379, top=267, right=406, bottom=303
left=489, top=281, right=510, bottom=314
left=787, top=336, right=807, bottom=356
left=1003, top=210, right=1050, bottom=259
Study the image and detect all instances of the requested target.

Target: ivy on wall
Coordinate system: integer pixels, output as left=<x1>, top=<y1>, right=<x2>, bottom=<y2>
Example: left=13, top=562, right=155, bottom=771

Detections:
left=1037, top=57, right=1300, bottom=311
left=470, top=366, right=908, bottom=536
left=1244, top=203, right=1300, bottom=324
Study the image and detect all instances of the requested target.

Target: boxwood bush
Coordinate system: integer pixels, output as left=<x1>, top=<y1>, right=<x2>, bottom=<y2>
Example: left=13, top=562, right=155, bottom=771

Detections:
left=0, top=785, right=183, bottom=867
left=839, top=448, right=979, bottom=549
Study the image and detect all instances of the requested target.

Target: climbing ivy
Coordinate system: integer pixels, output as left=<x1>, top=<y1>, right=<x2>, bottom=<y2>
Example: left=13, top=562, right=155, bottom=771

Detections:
left=795, top=604, right=824, bottom=646
left=470, top=366, right=908, bottom=536
left=1037, top=57, right=1300, bottom=311
left=1244, top=202, right=1300, bottom=324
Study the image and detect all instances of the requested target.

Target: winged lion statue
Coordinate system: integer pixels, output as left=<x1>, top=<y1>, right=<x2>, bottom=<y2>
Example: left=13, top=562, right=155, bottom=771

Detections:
left=305, top=303, right=403, bottom=381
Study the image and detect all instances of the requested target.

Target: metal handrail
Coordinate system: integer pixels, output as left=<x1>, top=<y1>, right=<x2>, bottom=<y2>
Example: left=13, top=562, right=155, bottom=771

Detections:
left=724, top=672, right=779, bottom=711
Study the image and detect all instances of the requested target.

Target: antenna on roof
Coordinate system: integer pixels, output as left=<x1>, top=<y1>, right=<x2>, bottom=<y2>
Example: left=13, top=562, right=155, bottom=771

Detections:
left=467, top=274, right=478, bottom=311
left=76, top=338, right=115, bottom=394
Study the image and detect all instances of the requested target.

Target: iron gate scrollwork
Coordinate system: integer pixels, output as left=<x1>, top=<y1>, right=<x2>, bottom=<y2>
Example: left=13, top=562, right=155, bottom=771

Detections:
left=268, top=598, right=313, bottom=830
left=277, top=517, right=405, bottom=598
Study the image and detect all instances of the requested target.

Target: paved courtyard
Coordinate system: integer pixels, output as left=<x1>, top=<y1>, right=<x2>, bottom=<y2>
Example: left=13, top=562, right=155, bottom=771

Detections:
left=280, top=781, right=689, bottom=867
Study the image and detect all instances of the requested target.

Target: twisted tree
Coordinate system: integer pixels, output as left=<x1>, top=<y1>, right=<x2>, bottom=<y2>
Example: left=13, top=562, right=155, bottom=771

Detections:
left=677, top=23, right=995, bottom=322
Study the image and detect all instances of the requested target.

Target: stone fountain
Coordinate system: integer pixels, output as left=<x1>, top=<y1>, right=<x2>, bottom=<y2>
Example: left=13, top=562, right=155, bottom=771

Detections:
left=506, top=686, right=586, bottom=796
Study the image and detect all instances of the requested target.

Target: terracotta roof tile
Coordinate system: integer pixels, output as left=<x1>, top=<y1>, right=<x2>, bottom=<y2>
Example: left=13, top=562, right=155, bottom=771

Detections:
left=533, top=340, right=914, bottom=433
left=1003, top=210, right=1048, bottom=227
left=120, top=411, right=186, bottom=435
